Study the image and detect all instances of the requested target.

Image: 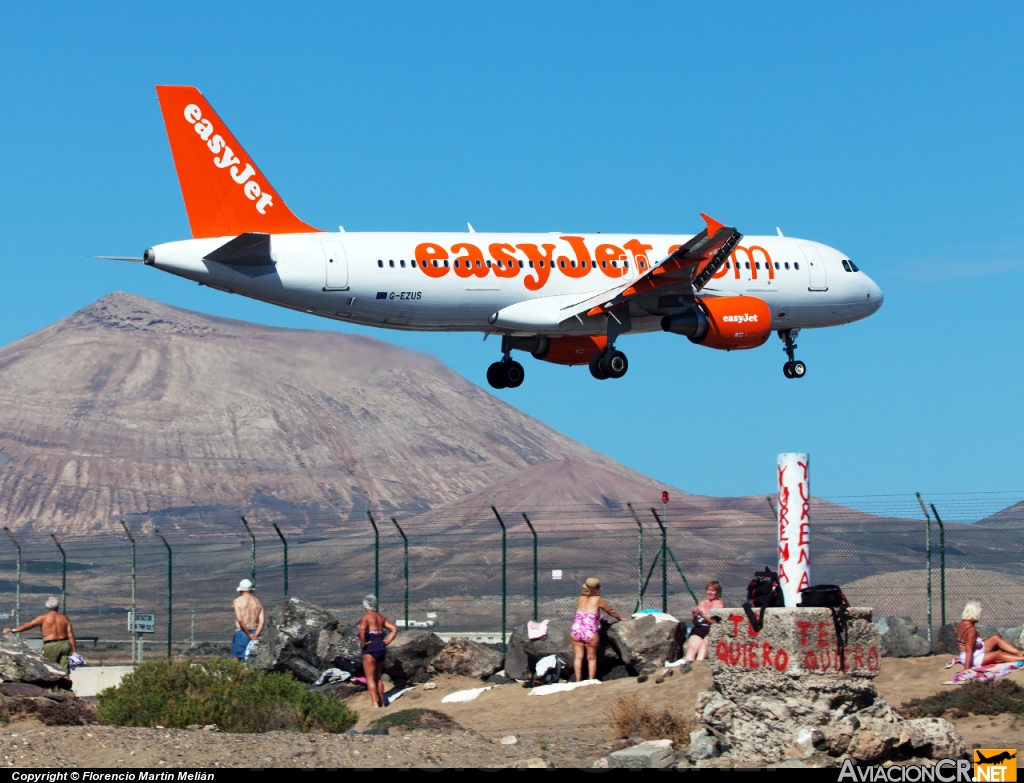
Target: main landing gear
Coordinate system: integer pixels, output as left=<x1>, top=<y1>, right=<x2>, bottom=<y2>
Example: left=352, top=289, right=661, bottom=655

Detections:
left=779, top=328, right=806, bottom=379
left=589, top=348, right=629, bottom=380
left=487, top=358, right=525, bottom=389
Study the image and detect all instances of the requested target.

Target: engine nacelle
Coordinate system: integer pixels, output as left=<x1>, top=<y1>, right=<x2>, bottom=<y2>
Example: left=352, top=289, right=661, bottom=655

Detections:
left=662, top=296, right=771, bottom=351
left=532, top=335, right=608, bottom=365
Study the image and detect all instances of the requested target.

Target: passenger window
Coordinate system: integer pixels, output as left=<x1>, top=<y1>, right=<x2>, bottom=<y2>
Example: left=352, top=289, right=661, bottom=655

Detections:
left=455, top=260, right=460, bottom=268
left=774, top=262, right=780, bottom=270
left=530, top=261, right=535, bottom=268
left=444, top=260, right=449, bottom=267
left=784, top=262, right=789, bottom=270
left=794, top=262, right=800, bottom=270
left=624, top=261, right=629, bottom=269
left=745, top=262, right=750, bottom=269
left=755, top=262, right=761, bottom=270
left=602, top=261, right=607, bottom=268
left=570, top=259, right=577, bottom=268
left=519, top=260, right=525, bottom=269
left=842, top=260, right=852, bottom=272
left=476, top=260, right=482, bottom=268
left=378, top=260, right=383, bottom=268
left=389, top=260, right=395, bottom=268
left=486, top=260, right=492, bottom=268
left=560, top=260, right=566, bottom=268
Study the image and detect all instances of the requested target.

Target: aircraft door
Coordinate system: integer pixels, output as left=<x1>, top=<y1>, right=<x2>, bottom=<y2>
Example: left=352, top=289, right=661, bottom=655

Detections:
left=800, top=245, right=828, bottom=291
left=322, top=241, right=349, bottom=290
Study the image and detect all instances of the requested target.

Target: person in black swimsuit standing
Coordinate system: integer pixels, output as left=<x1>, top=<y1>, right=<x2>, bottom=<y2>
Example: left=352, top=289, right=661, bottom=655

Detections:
left=359, top=595, right=398, bottom=708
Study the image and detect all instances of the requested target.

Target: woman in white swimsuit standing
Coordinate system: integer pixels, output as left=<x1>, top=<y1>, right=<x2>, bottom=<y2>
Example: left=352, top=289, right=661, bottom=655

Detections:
left=957, top=599, right=1024, bottom=669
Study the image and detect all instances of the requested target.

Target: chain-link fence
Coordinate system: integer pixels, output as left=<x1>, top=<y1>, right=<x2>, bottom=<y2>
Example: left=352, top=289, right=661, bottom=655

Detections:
left=1, top=492, right=1021, bottom=663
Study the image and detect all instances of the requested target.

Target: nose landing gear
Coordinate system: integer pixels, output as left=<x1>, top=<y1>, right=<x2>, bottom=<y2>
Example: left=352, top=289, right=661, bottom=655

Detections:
left=779, top=329, right=806, bottom=379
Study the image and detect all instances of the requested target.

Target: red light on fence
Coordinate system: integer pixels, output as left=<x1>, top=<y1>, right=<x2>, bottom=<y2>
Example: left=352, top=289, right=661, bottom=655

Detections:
left=662, top=491, right=669, bottom=504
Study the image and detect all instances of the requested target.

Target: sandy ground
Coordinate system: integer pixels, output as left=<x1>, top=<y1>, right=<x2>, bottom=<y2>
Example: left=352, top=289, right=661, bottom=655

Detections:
left=0, top=657, right=1021, bottom=768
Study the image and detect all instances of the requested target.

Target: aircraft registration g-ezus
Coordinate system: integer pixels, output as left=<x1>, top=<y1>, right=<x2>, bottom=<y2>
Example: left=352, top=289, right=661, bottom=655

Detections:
left=103, top=86, right=883, bottom=388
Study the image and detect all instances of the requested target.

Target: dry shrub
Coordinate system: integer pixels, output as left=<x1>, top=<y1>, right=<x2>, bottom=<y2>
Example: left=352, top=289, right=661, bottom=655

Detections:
left=901, top=679, right=1024, bottom=718
left=0, top=696, right=96, bottom=726
left=607, top=695, right=690, bottom=745
left=370, top=708, right=461, bottom=733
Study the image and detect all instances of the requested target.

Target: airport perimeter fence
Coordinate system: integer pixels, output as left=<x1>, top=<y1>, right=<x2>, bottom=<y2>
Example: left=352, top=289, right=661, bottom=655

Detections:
left=0, top=491, right=1022, bottom=663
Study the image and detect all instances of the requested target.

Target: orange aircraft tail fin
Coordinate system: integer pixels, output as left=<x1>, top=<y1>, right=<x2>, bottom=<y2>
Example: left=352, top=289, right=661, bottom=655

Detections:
left=155, top=85, right=319, bottom=238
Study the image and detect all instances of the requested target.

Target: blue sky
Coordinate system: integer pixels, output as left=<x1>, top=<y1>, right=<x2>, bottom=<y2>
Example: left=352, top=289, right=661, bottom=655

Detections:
left=1, top=3, right=1022, bottom=501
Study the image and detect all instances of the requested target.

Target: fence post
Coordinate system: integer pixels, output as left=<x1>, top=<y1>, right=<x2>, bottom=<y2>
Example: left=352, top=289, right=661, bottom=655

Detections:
left=155, top=529, right=172, bottom=659
left=389, top=518, right=408, bottom=631
left=666, top=545, right=700, bottom=605
left=366, top=511, right=380, bottom=599
left=930, top=504, right=946, bottom=628
left=240, top=516, right=256, bottom=589
left=627, top=503, right=643, bottom=607
left=272, top=523, right=288, bottom=596
left=4, top=528, right=21, bottom=627
left=50, top=534, right=66, bottom=616
left=649, top=509, right=667, bottom=613
left=120, top=520, right=137, bottom=664
left=491, top=506, right=507, bottom=652
left=916, top=493, right=933, bottom=643
left=521, top=513, right=538, bottom=622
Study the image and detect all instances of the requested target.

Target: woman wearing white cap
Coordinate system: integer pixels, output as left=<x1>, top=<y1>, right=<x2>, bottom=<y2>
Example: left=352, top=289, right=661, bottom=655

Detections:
left=231, top=579, right=265, bottom=661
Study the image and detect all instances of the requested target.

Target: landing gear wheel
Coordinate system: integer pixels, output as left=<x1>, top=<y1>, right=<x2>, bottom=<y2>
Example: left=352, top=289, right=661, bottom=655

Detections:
left=783, top=362, right=794, bottom=379
left=589, top=351, right=610, bottom=380
left=603, top=349, right=628, bottom=379
left=790, top=360, right=806, bottom=378
left=487, top=362, right=508, bottom=389
left=504, top=360, right=525, bottom=388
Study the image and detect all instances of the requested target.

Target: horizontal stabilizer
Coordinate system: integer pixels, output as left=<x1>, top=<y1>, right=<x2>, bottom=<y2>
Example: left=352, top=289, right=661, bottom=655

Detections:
left=92, top=256, right=145, bottom=263
left=203, top=233, right=273, bottom=267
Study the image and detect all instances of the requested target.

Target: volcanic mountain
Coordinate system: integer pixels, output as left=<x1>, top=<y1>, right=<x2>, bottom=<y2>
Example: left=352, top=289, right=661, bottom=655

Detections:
left=0, top=293, right=686, bottom=533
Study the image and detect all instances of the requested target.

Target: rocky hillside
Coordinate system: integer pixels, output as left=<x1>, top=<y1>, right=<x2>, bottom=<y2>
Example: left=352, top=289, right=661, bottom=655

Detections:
left=0, top=293, right=679, bottom=533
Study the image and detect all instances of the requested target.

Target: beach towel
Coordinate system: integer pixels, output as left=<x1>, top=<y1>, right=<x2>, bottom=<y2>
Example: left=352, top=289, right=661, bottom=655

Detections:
left=528, top=679, right=601, bottom=696
left=68, top=653, right=86, bottom=670
left=632, top=611, right=678, bottom=624
left=386, top=686, right=413, bottom=705
left=351, top=676, right=367, bottom=685
left=313, top=668, right=352, bottom=687
left=943, top=660, right=1023, bottom=685
left=441, top=686, right=494, bottom=703
left=527, top=620, right=549, bottom=640
left=244, top=638, right=259, bottom=661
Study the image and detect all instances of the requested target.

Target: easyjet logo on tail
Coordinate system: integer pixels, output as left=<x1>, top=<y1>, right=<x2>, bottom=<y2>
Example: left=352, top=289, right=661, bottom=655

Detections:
left=183, top=104, right=274, bottom=215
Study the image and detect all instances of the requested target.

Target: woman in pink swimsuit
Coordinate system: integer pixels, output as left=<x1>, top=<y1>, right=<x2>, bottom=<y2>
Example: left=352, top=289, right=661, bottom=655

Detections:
left=956, top=600, right=1024, bottom=670
left=571, top=577, right=622, bottom=684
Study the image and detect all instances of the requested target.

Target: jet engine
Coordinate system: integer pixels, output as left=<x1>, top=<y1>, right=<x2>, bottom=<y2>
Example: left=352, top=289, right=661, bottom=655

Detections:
left=662, top=296, right=771, bottom=351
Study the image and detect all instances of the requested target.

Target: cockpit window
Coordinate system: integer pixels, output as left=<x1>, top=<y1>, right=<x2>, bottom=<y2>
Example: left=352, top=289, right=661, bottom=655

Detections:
left=849, top=260, right=860, bottom=272
left=842, top=260, right=852, bottom=272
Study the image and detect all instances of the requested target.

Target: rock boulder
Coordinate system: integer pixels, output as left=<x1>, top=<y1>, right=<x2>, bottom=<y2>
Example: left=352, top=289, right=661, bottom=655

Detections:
left=248, top=596, right=350, bottom=683
left=427, top=639, right=503, bottom=680
left=876, top=616, right=931, bottom=657
left=607, top=615, right=685, bottom=672
left=384, top=631, right=445, bottom=683
left=0, top=635, right=69, bottom=684
left=503, top=619, right=621, bottom=680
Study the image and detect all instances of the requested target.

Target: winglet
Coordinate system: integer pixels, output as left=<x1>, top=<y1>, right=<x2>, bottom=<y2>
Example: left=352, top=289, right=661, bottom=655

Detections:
left=155, top=86, right=320, bottom=238
left=699, top=212, right=725, bottom=237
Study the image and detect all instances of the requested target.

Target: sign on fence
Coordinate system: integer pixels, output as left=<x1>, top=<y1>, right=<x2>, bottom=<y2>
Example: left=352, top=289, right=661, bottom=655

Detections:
left=551, top=570, right=562, bottom=580
left=128, top=612, right=155, bottom=634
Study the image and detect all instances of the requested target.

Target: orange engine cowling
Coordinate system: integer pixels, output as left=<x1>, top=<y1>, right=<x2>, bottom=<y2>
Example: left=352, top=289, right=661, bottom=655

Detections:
left=534, top=335, right=608, bottom=365
left=662, top=296, right=771, bottom=351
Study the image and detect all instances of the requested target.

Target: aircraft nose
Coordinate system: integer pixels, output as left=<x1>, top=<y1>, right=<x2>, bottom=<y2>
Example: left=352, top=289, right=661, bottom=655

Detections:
left=866, top=277, right=883, bottom=311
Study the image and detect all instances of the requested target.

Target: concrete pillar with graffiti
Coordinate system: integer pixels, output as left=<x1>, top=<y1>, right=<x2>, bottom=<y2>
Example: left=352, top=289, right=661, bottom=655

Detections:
left=777, top=453, right=810, bottom=606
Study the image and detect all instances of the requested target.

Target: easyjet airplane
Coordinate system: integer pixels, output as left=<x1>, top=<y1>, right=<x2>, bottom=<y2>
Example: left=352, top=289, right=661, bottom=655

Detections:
left=103, top=86, right=883, bottom=388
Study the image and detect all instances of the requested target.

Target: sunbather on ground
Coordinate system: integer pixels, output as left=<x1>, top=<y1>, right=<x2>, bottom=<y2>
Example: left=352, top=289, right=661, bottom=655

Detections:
left=570, top=577, right=622, bottom=684
left=957, top=599, right=1024, bottom=669
left=685, top=580, right=725, bottom=661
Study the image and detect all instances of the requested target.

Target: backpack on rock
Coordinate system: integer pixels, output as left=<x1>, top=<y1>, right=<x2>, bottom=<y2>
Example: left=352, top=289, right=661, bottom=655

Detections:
left=741, top=566, right=784, bottom=633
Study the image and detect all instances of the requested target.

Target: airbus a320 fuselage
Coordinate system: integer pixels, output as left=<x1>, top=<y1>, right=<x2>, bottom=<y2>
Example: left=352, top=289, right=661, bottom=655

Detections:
left=107, top=86, right=884, bottom=388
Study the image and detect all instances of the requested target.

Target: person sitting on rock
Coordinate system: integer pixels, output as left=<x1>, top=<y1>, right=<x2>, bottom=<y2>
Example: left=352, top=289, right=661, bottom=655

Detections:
left=570, top=577, right=622, bottom=684
left=359, top=595, right=397, bottom=708
left=3, top=596, right=78, bottom=672
left=685, top=581, right=725, bottom=661
left=957, top=599, right=1024, bottom=669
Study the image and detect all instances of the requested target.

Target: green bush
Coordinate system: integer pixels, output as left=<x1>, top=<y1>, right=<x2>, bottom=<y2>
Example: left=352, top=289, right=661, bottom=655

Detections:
left=96, top=658, right=358, bottom=733
left=370, top=708, right=460, bottom=732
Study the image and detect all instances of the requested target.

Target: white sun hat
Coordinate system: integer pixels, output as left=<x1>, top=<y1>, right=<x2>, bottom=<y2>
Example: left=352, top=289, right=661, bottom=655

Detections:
left=237, top=579, right=253, bottom=592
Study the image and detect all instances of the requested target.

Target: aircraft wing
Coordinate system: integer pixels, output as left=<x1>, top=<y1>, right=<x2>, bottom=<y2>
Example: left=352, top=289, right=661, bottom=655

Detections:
left=558, top=213, right=742, bottom=323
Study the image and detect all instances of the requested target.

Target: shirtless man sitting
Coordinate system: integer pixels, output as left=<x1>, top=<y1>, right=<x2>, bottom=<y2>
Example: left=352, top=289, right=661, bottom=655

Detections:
left=232, top=579, right=265, bottom=661
left=4, top=597, right=78, bottom=671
